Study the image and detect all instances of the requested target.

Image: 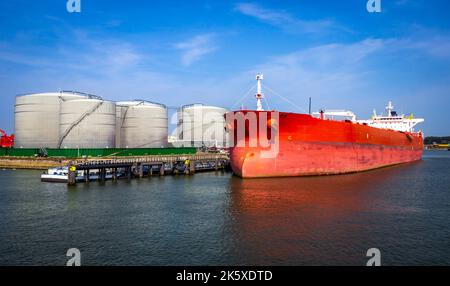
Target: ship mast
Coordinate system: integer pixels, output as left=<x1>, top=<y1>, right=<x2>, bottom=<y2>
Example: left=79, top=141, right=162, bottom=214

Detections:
left=255, top=74, right=264, bottom=111
left=386, top=101, right=394, bottom=117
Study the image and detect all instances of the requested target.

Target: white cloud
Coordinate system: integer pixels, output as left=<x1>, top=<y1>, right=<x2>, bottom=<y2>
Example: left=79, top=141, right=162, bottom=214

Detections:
left=234, top=2, right=334, bottom=34
left=175, top=34, right=217, bottom=66
left=0, top=30, right=143, bottom=74
left=268, top=39, right=385, bottom=69
left=405, top=36, right=450, bottom=59
left=217, top=35, right=450, bottom=123
left=1, top=27, right=450, bottom=135
left=232, top=40, right=387, bottom=112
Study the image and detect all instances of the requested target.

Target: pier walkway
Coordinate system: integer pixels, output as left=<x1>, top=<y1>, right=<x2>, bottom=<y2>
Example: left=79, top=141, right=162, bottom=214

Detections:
left=67, top=153, right=229, bottom=185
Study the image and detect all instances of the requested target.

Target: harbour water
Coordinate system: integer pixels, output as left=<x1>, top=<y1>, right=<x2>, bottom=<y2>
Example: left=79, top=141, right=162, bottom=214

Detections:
left=0, top=150, right=449, bottom=266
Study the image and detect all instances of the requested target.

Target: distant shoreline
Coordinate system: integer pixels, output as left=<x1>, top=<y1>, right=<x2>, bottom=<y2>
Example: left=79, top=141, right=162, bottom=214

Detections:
left=0, top=157, right=68, bottom=170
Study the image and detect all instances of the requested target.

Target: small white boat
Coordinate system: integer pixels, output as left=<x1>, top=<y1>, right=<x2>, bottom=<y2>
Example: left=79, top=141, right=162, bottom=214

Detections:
left=41, top=167, right=123, bottom=183
left=40, top=167, right=84, bottom=183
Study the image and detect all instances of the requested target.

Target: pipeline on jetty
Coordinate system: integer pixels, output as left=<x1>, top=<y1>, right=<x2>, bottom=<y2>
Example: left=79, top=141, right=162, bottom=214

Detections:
left=67, top=153, right=230, bottom=185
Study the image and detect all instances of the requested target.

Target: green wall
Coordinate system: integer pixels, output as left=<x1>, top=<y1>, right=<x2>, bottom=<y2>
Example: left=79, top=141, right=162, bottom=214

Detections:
left=0, top=147, right=197, bottom=158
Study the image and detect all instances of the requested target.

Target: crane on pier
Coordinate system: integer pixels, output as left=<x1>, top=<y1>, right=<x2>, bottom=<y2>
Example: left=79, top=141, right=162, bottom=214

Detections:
left=0, top=129, right=14, bottom=148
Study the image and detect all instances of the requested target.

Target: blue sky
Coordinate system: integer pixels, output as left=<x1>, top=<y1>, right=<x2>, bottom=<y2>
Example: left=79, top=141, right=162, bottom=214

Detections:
left=1, top=0, right=450, bottom=135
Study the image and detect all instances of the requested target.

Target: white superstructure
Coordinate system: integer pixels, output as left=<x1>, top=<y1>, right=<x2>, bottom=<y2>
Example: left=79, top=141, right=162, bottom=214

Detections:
left=312, top=101, right=424, bottom=133
left=357, top=101, right=424, bottom=133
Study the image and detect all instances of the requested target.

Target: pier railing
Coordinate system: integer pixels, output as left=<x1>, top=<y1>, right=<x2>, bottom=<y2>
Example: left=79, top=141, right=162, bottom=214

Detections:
left=72, top=153, right=229, bottom=167
left=67, top=153, right=230, bottom=185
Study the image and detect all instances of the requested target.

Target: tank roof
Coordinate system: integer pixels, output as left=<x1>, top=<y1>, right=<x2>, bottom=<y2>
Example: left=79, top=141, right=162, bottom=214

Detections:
left=116, top=99, right=166, bottom=108
left=16, top=91, right=102, bottom=100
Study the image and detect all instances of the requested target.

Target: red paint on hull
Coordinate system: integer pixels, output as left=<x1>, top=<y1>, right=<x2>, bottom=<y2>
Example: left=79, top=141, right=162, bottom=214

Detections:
left=228, top=111, right=423, bottom=178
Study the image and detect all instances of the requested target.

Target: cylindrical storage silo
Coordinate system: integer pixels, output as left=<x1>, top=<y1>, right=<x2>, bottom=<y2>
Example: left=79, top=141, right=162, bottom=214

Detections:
left=14, top=92, right=89, bottom=148
left=177, top=104, right=228, bottom=147
left=59, top=98, right=116, bottom=148
left=116, top=100, right=168, bottom=148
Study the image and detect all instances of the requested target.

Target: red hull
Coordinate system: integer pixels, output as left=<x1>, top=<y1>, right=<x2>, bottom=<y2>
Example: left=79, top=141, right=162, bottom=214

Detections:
left=228, top=111, right=423, bottom=178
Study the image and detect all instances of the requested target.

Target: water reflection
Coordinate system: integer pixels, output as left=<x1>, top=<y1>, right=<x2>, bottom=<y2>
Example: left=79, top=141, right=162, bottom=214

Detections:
left=226, top=163, right=424, bottom=265
left=1, top=152, right=449, bottom=265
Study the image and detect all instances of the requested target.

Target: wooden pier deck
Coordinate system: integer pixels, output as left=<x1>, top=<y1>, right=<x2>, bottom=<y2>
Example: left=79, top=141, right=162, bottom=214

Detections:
left=67, top=153, right=229, bottom=185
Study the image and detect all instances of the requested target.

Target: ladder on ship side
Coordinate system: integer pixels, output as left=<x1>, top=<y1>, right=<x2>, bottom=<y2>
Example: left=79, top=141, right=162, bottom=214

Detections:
left=58, top=101, right=104, bottom=148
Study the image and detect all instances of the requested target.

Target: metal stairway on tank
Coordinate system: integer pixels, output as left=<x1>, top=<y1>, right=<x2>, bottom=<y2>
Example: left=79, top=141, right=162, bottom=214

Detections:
left=58, top=100, right=104, bottom=148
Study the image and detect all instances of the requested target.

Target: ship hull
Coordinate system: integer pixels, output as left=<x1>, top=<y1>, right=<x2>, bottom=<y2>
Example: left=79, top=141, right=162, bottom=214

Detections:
left=228, top=111, right=423, bottom=178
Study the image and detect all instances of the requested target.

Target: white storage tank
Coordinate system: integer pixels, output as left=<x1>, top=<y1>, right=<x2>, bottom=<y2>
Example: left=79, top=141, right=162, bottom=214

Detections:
left=116, top=100, right=168, bottom=148
left=177, top=104, right=228, bottom=147
left=59, top=97, right=116, bottom=148
left=14, top=91, right=89, bottom=148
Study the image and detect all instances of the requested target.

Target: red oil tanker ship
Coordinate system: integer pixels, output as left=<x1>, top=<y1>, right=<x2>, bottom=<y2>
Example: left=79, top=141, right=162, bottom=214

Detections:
left=227, top=75, right=424, bottom=178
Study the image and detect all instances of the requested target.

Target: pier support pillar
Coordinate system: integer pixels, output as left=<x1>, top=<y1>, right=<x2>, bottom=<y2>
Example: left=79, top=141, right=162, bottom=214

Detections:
left=215, top=159, right=219, bottom=171
left=127, top=166, right=132, bottom=180
left=99, top=168, right=105, bottom=182
left=113, top=168, right=117, bottom=181
left=159, top=164, right=165, bottom=176
left=68, top=165, right=77, bottom=186
left=189, top=160, right=196, bottom=175
left=139, top=164, right=144, bottom=178
left=184, top=159, right=190, bottom=175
